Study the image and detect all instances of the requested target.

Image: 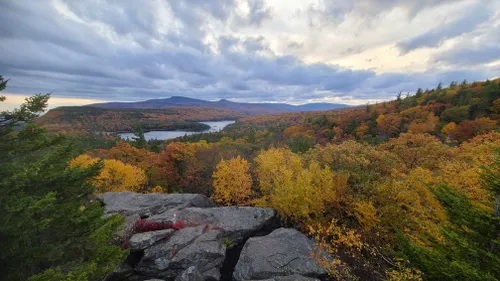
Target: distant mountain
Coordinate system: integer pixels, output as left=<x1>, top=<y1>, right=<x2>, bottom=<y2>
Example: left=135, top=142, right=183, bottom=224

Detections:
left=90, top=96, right=349, bottom=115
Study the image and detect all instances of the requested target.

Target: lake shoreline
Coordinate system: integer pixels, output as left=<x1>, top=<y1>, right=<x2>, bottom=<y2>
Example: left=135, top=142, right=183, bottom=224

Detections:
left=118, top=120, right=236, bottom=140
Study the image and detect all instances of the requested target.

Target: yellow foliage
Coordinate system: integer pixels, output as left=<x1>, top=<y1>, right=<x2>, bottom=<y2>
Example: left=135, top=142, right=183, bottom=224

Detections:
left=380, top=133, right=452, bottom=172
left=150, top=185, right=165, bottom=193
left=70, top=154, right=147, bottom=194
left=255, top=147, right=348, bottom=223
left=212, top=155, right=252, bottom=206
left=386, top=262, right=423, bottom=281
left=377, top=168, right=446, bottom=245
left=441, top=122, right=458, bottom=141
left=308, top=219, right=364, bottom=279
left=353, top=201, right=379, bottom=231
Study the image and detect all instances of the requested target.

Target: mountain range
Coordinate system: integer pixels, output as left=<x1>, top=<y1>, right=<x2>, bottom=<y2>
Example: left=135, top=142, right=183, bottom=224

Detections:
left=89, top=96, right=349, bottom=115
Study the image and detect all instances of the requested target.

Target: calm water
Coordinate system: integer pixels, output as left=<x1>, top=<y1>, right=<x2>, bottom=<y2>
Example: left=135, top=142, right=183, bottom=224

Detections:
left=118, top=120, right=235, bottom=140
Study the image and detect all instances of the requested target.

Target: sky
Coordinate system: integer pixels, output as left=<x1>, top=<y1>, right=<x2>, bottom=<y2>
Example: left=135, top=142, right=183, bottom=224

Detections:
left=1, top=0, right=500, bottom=110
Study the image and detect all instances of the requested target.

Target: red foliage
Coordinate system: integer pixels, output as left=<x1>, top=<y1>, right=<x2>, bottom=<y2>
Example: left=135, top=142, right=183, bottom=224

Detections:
left=133, top=219, right=171, bottom=233
left=133, top=219, right=195, bottom=233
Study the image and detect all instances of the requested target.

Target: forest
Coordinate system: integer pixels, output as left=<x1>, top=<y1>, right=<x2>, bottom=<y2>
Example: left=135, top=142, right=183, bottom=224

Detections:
left=2, top=76, right=500, bottom=281
left=36, top=106, right=245, bottom=134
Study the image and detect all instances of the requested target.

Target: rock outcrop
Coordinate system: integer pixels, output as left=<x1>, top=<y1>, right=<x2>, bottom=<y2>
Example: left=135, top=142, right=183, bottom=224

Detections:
left=129, top=229, right=175, bottom=252
left=233, top=228, right=328, bottom=281
left=246, top=275, right=320, bottom=281
left=135, top=225, right=226, bottom=280
left=99, top=192, right=215, bottom=217
left=147, top=206, right=276, bottom=245
left=100, top=192, right=329, bottom=281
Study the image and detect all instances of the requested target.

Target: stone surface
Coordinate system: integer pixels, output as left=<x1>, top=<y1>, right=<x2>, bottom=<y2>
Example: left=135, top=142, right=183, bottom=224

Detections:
left=233, top=228, right=328, bottom=281
left=245, top=275, right=321, bottom=281
left=115, top=213, right=140, bottom=243
left=147, top=206, right=276, bottom=245
left=129, top=229, right=175, bottom=252
left=103, top=261, right=134, bottom=281
left=175, top=266, right=205, bottom=281
left=136, top=225, right=226, bottom=280
left=98, top=192, right=215, bottom=217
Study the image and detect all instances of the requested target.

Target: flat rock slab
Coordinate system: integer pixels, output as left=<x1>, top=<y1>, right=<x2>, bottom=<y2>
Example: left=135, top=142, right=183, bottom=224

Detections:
left=136, top=225, right=226, bottom=280
left=98, top=192, right=215, bottom=217
left=245, top=275, right=321, bottom=281
left=146, top=206, right=276, bottom=245
left=233, top=228, right=328, bottom=281
left=129, top=229, right=175, bottom=252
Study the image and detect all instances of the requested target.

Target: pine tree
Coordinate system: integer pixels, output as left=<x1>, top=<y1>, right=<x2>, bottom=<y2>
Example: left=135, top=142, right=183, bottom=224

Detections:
left=0, top=78, right=127, bottom=281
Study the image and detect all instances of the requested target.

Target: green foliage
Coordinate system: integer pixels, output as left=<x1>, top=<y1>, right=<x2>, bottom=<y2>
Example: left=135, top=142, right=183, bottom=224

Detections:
left=440, top=106, right=470, bottom=123
left=223, top=237, right=233, bottom=248
left=398, top=185, right=500, bottom=281
left=0, top=80, right=127, bottom=281
left=132, top=125, right=147, bottom=149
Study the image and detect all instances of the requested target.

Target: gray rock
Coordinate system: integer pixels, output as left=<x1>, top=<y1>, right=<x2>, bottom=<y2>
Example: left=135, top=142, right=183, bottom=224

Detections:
left=115, top=213, right=140, bottom=243
left=103, top=262, right=134, bottom=281
left=98, top=192, right=215, bottom=217
left=129, top=229, right=175, bottom=252
left=147, top=206, right=276, bottom=245
left=245, top=275, right=320, bottom=281
left=175, top=266, right=205, bottom=281
left=136, top=225, right=226, bottom=280
left=233, top=228, right=328, bottom=281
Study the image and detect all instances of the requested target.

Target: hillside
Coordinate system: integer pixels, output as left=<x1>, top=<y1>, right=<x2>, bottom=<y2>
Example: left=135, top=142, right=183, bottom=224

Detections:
left=36, top=106, right=245, bottom=134
left=89, top=96, right=349, bottom=115
left=208, top=78, right=500, bottom=148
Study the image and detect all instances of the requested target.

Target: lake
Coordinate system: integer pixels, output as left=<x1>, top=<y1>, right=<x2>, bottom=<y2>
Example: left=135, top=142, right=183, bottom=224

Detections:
left=118, top=120, right=235, bottom=140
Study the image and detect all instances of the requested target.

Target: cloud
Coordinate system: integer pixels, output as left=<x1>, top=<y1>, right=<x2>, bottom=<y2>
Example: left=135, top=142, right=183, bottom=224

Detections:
left=306, top=0, right=462, bottom=28
left=397, top=3, right=491, bottom=54
left=0, top=0, right=498, bottom=105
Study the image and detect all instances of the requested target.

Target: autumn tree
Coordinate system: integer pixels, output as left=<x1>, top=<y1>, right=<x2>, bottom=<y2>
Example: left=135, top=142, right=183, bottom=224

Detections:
left=380, top=133, right=452, bottom=172
left=70, top=154, right=147, bottom=194
left=212, top=156, right=252, bottom=206
left=255, top=147, right=348, bottom=224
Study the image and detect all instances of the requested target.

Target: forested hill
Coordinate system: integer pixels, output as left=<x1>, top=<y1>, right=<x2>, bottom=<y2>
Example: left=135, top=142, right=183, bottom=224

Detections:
left=213, top=78, right=500, bottom=148
left=36, top=106, right=245, bottom=134
left=90, top=96, right=349, bottom=115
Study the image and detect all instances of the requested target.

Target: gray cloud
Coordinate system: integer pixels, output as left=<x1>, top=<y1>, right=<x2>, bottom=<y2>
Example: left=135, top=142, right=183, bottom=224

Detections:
left=307, top=0, right=462, bottom=28
left=0, top=0, right=498, bottom=105
left=397, top=3, right=491, bottom=54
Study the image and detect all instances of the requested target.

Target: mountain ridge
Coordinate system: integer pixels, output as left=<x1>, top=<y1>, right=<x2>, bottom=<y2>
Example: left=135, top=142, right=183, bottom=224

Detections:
left=89, top=96, right=350, bottom=115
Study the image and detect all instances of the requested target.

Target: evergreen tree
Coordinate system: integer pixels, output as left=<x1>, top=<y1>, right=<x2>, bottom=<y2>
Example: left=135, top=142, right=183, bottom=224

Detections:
left=0, top=78, right=127, bottom=281
left=480, top=148, right=500, bottom=251
left=132, top=125, right=147, bottom=149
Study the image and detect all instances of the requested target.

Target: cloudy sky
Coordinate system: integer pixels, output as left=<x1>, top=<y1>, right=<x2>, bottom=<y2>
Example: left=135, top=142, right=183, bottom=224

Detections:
left=1, top=0, right=499, bottom=108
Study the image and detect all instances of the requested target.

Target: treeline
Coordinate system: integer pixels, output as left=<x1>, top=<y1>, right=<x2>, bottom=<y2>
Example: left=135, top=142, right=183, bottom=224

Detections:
left=36, top=106, right=245, bottom=134
left=212, top=79, right=500, bottom=152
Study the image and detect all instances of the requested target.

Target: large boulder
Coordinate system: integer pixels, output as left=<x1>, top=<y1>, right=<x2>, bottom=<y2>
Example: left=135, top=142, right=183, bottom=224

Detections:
left=129, top=229, right=175, bottom=252
left=98, top=192, right=215, bottom=217
left=175, top=266, right=204, bottom=281
left=115, top=213, right=141, bottom=244
left=135, top=225, right=226, bottom=280
left=233, top=228, right=328, bottom=281
left=147, top=207, right=276, bottom=245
